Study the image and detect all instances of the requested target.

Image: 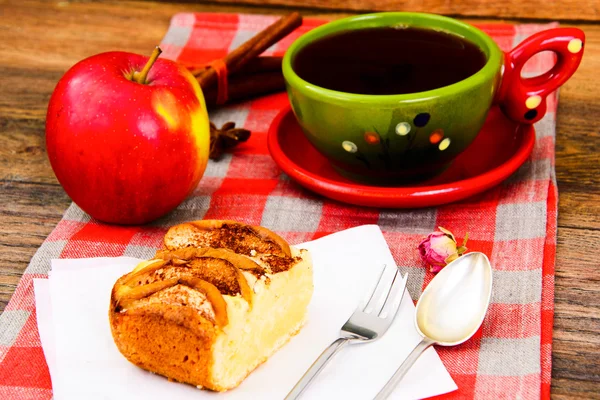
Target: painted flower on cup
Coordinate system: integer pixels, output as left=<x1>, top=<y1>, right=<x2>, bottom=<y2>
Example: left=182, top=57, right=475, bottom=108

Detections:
left=364, top=131, right=381, bottom=145
left=342, top=140, right=358, bottom=153
left=395, top=122, right=411, bottom=136
left=418, top=226, right=468, bottom=273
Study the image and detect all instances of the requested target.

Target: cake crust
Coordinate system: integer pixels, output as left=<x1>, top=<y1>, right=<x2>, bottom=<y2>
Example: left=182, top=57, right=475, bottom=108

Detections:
left=110, top=302, right=216, bottom=387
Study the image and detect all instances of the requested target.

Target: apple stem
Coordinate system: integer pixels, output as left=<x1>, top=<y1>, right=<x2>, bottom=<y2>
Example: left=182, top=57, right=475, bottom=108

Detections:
left=133, top=46, right=162, bottom=84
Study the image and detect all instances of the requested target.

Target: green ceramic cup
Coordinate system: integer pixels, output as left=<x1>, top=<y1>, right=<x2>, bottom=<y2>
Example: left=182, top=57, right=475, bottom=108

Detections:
left=282, top=12, right=585, bottom=184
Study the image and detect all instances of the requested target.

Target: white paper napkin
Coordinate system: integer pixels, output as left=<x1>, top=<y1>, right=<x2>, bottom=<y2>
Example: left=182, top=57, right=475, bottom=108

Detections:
left=34, top=225, right=457, bottom=400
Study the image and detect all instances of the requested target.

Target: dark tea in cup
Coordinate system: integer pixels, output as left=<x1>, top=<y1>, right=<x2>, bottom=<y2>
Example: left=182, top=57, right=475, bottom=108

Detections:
left=292, top=27, right=487, bottom=95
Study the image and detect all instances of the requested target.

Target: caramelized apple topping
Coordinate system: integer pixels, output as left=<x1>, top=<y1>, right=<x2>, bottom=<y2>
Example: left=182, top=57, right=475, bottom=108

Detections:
left=114, top=276, right=228, bottom=327
left=177, top=277, right=228, bottom=327
left=115, top=278, right=179, bottom=309
left=155, top=247, right=265, bottom=277
left=163, top=220, right=292, bottom=258
left=124, top=255, right=254, bottom=304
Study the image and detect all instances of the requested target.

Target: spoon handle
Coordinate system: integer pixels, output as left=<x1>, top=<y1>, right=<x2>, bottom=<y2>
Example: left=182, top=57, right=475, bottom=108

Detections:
left=373, top=337, right=435, bottom=400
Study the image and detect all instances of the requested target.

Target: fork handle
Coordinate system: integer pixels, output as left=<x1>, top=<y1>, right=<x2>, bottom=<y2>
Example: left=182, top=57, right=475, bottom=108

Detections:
left=373, top=337, right=435, bottom=400
left=285, top=337, right=350, bottom=400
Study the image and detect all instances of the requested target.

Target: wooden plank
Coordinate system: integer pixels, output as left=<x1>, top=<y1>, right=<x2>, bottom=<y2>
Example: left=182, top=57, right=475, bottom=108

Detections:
left=202, top=0, right=600, bottom=22
left=553, top=227, right=600, bottom=398
left=554, top=23, right=600, bottom=230
left=556, top=101, right=600, bottom=230
left=0, top=183, right=70, bottom=310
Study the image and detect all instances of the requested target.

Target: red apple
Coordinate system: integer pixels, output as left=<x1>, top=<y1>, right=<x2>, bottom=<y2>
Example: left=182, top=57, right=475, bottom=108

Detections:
left=46, top=47, right=210, bottom=225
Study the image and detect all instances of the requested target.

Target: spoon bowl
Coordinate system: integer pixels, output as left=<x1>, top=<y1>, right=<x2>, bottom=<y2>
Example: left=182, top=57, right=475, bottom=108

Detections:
left=416, top=251, right=493, bottom=346
left=375, top=252, right=493, bottom=399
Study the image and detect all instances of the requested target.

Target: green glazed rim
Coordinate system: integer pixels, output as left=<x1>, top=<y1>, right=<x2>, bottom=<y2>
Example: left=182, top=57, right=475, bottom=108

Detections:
left=282, top=12, right=503, bottom=106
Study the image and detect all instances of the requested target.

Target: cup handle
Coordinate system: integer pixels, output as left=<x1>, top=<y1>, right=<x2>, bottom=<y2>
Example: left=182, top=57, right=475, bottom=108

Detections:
left=497, top=28, right=585, bottom=124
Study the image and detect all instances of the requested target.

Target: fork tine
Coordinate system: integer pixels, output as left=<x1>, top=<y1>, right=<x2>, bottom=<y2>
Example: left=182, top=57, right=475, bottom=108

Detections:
left=379, top=272, right=408, bottom=319
left=377, top=269, right=400, bottom=316
left=362, top=264, right=387, bottom=310
left=364, top=264, right=397, bottom=313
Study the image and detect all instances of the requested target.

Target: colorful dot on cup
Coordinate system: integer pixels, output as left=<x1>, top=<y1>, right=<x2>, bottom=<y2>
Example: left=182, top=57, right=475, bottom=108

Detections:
left=395, top=122, right=411, bottom=136
left=568, top=38, right=583, bottom=54
left=429, top=129, right=444, bottom=144
left=364, top=131, right=380, bottom=145
left=525, top=95, right=542, bottom=109
left=438, top=138, right=451, bottom=151
left=342, top=141, right=358, bottom=153
left=413, top=113, right=431, bottom=127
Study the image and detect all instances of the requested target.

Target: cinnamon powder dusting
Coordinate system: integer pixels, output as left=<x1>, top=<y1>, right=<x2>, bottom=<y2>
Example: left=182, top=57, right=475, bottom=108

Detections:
left=198, top=223, right=286, bottom=256
left=260, top=255, right=301, bottom=273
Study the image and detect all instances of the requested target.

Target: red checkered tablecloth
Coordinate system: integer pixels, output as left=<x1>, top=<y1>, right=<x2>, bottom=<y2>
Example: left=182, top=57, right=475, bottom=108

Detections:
left=0, top=13, right=559, bottom=400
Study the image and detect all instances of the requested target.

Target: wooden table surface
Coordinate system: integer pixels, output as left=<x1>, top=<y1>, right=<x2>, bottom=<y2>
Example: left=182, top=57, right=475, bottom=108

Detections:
left=1, top=0, right=598, bottom=398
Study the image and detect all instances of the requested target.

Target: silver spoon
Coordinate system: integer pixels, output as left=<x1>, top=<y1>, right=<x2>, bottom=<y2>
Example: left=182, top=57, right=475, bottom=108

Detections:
left=374, top=252, right=493, bottom=400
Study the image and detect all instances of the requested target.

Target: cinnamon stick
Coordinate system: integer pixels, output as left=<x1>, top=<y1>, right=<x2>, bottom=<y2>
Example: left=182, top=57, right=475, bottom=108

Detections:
left=191, top=56, right=283, bottom=78
left=197, top=12, right=302, bottom=90
left=202, top=71, right=285, bottom=108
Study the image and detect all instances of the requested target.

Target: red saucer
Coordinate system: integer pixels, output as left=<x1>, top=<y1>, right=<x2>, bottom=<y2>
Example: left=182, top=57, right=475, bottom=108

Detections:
left=267, top=105, right=535, bottom=208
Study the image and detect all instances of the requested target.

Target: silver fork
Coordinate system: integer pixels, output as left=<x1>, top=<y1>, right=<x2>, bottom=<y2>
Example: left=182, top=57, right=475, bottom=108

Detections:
left=285, top=265, right=408, bottom=400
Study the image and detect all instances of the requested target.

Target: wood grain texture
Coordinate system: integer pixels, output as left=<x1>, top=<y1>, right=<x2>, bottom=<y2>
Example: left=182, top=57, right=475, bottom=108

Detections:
left=202, top=0, right=600, bottom=21
left=0, top=0, right=598, bottom=397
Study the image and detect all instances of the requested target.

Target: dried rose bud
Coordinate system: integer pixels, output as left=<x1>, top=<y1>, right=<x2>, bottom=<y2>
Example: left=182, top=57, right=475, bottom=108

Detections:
left=418, top=227, right=468, bottom=273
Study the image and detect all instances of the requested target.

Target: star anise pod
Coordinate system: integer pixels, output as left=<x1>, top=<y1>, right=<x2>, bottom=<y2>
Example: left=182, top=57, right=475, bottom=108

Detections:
left=209, top=121, right=251, bottom=160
